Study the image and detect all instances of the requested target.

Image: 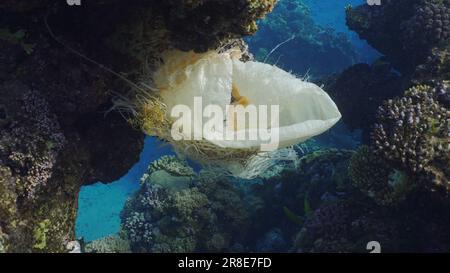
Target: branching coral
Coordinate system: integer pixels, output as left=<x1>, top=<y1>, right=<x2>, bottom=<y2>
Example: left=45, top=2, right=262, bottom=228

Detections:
left=414, top=45, right=450, bottom=83
left=372, top=83, right=450, bottom=190
left=401, top=0, right=450, bottom=52
left=0, top=82, right=65, bottom=200
left=295, top=202, right=353, bottom=250
left=0, top=80, right=82, bottom=252
left=293, top=201, right=400, bottom=253
left=346, top=0, right=449, bottom=71
left=121, top=163, right=250, bottom=253
left=349, top=146, right=412, bottom=206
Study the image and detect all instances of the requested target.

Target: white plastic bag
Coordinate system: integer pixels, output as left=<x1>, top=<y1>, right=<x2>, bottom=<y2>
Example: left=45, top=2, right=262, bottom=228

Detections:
left=148, top=49, right=341, bottom=178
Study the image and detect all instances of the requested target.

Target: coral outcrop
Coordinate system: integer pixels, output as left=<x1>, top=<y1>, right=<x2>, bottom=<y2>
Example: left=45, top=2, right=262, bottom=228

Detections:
left=401, top=1, right=450, bottom=55
left=121, top=160, right=250, bottom=252
left=0, top=0, right=276, bottom=252
left=372, top=83, right=449, bottom=190
left=414, top=45, right=450, bottom=83
left=293, top=201, right=401, bottom=253
left=333, top=0, right=449, bottom=143
left=349, top=146, right=412, bottom=206
left=163, top=0, right=277, bottom=52
left=346, top=0, right=450, bottom=72
left=0, top=82, right=65, bottom=200
left=84, top=234, right=131, bottom=253
left=145, top=155, right=195, bottom=178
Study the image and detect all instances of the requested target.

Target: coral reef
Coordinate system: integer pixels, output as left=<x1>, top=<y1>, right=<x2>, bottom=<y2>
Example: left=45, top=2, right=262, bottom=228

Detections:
left=346, top=0, right=450, bottom=72
left=240, top=147, right=403, bottom=253
left=249, top=145, right=450, bottom=253
left=117, top=140, right=450, bottom=253
left=2, top=0, right=449, bottom=254
left=0, top=0, right=275, bottom=252
left=84, top=234, right=131, bottom=253
left=145, top=155, right=195, bottom=178
left=413, top=45, right=450, bottom=83
left=294, top=202, right=354, bottom=252
left=293, top=201, right=401, bottom=253
left=335, top=0, right=450, bottom=145
left=372, top=83, right=450, bottom=190
left=0, top=82, right=65, bottom=200
left=307, top=82, right=450, bottom=253
left=349, top=146, right=412, bottom=206
left=248, top=0, right=358, bottom=77
left=140, top=156, right=195, bottom=192
left=0, top=1, right=147, bottom=252
left=401, top=1, right=450, bottom=54
left=164, top=0, right=277, bottom=52
left=121, top=159, right=250, bottom=253
left=246, top=149, right=355, bottom=249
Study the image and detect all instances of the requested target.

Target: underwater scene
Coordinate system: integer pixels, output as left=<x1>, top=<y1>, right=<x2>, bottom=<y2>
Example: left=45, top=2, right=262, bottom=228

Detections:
left=0, top=0, right=449, bottom=254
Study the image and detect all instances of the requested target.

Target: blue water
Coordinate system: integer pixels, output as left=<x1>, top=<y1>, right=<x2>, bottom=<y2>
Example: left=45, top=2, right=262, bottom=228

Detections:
left=303, top=0, right=363, bottom=33
left=75, top=0, right=371, bottom=242
left=75, top=137, right=175, bottom=242
left=246, top=0, right=380, bottom=67
left=302, top=0, right=380, bottom=63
